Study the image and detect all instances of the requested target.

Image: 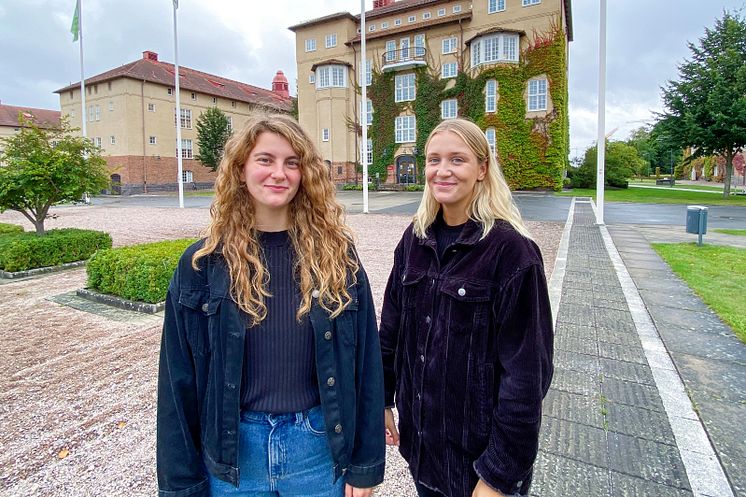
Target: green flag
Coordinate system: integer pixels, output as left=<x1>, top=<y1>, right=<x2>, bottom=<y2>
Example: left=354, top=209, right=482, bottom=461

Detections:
left=71, top=0, right=80, bottom=42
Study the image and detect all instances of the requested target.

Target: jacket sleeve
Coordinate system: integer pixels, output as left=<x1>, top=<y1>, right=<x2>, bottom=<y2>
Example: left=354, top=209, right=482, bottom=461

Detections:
left=156, top=265, right=209, bottom=497
left=473, top=263, right=554, bottom=495
left=378, top=237, right=406, bottom=408
left=346, top=264, right=386, bottom=489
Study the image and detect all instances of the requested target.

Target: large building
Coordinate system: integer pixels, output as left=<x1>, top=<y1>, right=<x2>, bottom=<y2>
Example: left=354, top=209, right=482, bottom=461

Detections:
left=0, top=103, right=61, bottom=148
left=55, top=51, right=292, bottom=195
left=290, top=0, right=572, bottom=189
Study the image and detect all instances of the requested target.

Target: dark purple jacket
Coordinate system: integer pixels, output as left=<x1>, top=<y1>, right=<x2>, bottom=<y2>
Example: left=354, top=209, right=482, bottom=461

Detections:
left=379, top=219, right=553, bottom=497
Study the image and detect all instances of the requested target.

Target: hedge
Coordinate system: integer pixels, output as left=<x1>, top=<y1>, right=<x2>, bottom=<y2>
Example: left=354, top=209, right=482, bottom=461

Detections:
left=0, top=228, right=112, bottom=272
left=87, top=238, right=196, bottom=304
left=0, top=223, right=24, bottom=236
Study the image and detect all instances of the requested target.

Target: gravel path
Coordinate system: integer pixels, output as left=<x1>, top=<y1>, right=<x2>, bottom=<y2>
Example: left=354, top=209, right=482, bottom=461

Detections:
left=0, top=204, right=562, bottom=497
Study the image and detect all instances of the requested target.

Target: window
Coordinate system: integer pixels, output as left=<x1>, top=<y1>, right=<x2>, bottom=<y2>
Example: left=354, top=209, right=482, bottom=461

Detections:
left=381, top=21, right=389, bottom=29
left=322, top=128, right=330, bottom=141
left=485, top=79, right=497, bottom=112
left=423, top=12, right=431, bottom=20
left=400, top=38, right=410, bottom=60
left=395, top=115, right=416, bottom=143
left=522, top=0, right=541, bottom=5
left=528, top=79, right=548, bottom=111
left=360, top=138, right=373, bottom=166
left=227, top=116, right=233, bottom=131
left=442, top=37, right=457, bottom=54
left=394, top=18, right=402, bottom=26
left=149, top=136, right=157, bottom=145
left=107, top=82, right=112, bottom=91
left=365, top=59, right=372, bottom=86
left=168, top=88, right=173, bottom=95
left=147, top=103, right=156, bottom=112
left=437, top=8, right=446, bottom=16
left=88, top=105, right=94, bottom=122
left=87, top=86, right=91, bottom=95
left=175, top=108, right=192, bottom=128
left=191, top=92, right=196, bottom=100
left=408, top=15, right=416, bottom=23
left=414, top=34, right=425, bottom=57
left=441, top=99, right=457, bottom=119
left=471, top=33, right=520, bottom=66
left=231, top=101, right=236, bottom=108
left=94, top=85, right=98, bottom=94
left=212, top=96, right=218, bottom=104
left=70, top=110, right=75, bottom=118
left=178, top=139, right=193, bottom=159
left=94, top=137, right=102, bottom=147
left=110, top=135, right=116, bottom=145
left=369, top=24, right=376, bottom=32
left=309, top=73, right=315, bottom=84
left=182, top=170, right=193, bottom=183
left=442, top=62, right=457, bottom=78
left=361, top=99, right=373, bottom=126
left=316, top=65, right=347, bottom=88
left=395, top=73, right=416, bottom=102
left=488, top=0, right=506, bottom=13
left=94, top=105, right=101, bottom=121
left=108, top=101, right=114, bottom=111
left=69, top=90, right=74, bottom=99
left=325, top=33, right=337, bottom=48
left=485, top=128, right=496, bottom=156
left=453, top=5, right=462, bottom=13
left=305, top=38, right=316, bottom=52
left=385, top=40, right=397, bottom=62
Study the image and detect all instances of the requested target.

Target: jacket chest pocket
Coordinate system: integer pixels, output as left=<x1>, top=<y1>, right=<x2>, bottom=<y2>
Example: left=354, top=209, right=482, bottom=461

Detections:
left=178, top=287, right=220, bottom=356
left=401, top=270, right=426, bottom=310
left=440, top=279, right=492, bottom=335
left=335, top=297, right=359, bottom=347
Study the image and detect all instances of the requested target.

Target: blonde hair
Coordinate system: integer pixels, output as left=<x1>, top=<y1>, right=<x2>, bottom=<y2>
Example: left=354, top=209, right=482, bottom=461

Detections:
left=413, top=118, right=531, bottom=240
left=193, top=114, right=358, bottom=325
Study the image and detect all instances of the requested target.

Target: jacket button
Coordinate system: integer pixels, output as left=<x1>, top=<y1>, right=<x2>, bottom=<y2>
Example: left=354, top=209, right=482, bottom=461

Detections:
left=334, top=424, right=343, bottom=433
left=226, top=383, right=236, bottom=390
left=402, top=275, right=406, bottom=283
left=201, top=303, right=209, bottom=312
left=425, top=316, right=431, bottom=325
left=327, top=377, right=336, bottom=387
left=420, top=354, right=425, bottom=363
left=458, top=288, right=466, bottom=296
left=312, top=289, right=320, bottom=298
left=324, top=331, right=332, bottom=340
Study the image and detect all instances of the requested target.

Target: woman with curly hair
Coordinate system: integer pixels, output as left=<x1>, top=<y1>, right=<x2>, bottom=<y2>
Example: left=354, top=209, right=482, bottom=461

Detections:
left=157, top=114, right=384, bottom=497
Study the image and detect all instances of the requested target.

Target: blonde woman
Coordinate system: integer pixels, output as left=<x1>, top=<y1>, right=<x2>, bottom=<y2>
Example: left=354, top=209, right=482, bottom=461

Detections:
left=380, top=118, right=553, bottom=497
left=157, top=115, right=384, bottom=497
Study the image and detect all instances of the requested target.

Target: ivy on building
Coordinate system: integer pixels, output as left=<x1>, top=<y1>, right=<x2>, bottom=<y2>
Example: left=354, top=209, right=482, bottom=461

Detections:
left=362, top=23, right=568, bottom=190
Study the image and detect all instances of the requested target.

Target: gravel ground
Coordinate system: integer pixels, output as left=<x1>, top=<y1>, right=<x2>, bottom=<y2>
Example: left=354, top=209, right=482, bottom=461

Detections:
left=0, top=204, right=562, bottom=497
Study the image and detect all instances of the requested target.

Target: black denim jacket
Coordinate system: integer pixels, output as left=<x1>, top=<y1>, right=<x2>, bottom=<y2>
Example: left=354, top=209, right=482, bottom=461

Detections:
left=379, top=220, right=554, bottom=497
left=157, top=241, right=385, bottom=497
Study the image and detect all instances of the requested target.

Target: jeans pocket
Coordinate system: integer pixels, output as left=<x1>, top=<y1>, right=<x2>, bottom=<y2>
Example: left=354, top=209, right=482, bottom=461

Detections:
left=304, top=406, right=327, bottom=436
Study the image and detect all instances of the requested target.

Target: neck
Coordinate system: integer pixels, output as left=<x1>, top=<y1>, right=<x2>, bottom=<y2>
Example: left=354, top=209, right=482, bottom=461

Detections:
left=441, top=206, right=468, bottom=226
left=254, top=206, right=290, bottom=232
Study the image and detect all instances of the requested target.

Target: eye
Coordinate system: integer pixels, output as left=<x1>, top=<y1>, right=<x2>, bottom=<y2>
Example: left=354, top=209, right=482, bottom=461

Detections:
left=286, top=160, right=300, bottom=169
left=256, top=156, right=271, bottom=165
left=426, top=157, right=440, bottom=165
left=452, top=157, right=465, bottom=165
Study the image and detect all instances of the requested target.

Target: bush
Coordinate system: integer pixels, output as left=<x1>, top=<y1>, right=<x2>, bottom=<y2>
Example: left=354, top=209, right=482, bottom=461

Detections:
left=0, top=223, right=24, bottom=235
left=87, top=238, right=196, bottom=304
left=0, top=228, right=112, bottom=272
left=404, top=184, right=425, bottom=191
left=341, top=183, right=378, bottom=191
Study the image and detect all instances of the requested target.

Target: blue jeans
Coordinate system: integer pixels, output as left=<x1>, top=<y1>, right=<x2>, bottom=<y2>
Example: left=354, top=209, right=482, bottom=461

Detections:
left=208, top=405, right=345, bottom=496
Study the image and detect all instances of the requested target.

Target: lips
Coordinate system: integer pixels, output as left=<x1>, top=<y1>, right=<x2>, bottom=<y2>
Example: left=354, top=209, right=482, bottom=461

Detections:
left=265, top=184, right=289, bottom=192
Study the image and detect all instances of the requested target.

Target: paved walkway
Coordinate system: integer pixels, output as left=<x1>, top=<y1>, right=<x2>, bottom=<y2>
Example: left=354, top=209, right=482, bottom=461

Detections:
left=532, top=199, right=743, bottom=497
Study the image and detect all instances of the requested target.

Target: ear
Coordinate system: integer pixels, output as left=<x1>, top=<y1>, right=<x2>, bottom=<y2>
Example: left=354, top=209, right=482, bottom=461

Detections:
left=477, top=160, right=487, bottom=181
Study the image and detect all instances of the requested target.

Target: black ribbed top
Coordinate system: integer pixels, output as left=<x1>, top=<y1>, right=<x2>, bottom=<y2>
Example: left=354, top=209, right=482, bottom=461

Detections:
left=240, top=231, right=320, bottom=413
left=433, top=214, right=466, bottom=260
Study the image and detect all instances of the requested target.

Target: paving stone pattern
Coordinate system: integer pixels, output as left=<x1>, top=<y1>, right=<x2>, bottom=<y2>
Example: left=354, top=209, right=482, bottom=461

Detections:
left=531, top=204, right=694, bottom=497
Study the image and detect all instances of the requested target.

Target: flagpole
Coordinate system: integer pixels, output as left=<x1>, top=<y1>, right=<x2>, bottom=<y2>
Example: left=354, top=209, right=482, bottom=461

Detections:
left=595, top=0, right=606, bottom=225
left=76, top=0, right=87, bottom=138
left=360, top=0, right=369, bottom=214
left=173, top=0, right=184, bottom=208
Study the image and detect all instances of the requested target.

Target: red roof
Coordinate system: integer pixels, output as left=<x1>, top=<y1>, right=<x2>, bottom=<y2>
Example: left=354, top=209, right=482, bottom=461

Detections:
left=55, top=53, right=292, bottom=112
left=0, top=104, right=61, bottom=129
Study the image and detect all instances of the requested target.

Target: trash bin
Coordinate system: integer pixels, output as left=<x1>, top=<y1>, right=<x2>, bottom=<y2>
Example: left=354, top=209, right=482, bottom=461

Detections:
left=686, top=205, right=708, bottom=245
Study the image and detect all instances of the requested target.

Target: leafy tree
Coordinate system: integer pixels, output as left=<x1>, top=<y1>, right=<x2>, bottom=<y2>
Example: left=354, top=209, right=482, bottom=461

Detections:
left=571, top=141, right=644, bottom=189
left=659, top=11, right=746, bottom=197
left=195, top=107, right=232, bottom=172
left=0, top=116, right=109, bottom=235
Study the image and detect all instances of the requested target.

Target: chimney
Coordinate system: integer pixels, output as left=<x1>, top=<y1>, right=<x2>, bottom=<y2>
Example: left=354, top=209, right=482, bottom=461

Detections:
left=373, top=0, right=393, bottom=8
left=143, top=51, right=159, bottom=62
left=272, top=70, right=289, bottom=99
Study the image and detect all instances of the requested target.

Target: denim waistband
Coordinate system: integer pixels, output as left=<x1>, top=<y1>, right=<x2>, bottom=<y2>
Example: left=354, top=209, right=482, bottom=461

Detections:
left=240, top=404, right=321, bottom=425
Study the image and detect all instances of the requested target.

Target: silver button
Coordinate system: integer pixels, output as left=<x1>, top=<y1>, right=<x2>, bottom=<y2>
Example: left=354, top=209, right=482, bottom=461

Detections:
left=425, top=316, right=431, bottom=325
left=201, top=303, right=209, bottom=312
left=312, top=289, right=320, bottom=299
left=457, top=288, right=466, bottom=297
left=402, top=275, right=406, bottom=283
left=451, top=248, right=457, bottom=253
left=324, top=331, right=332, bottom=340
left=327, top=377, right=336, bottom=387
left=334, top=424, right=343, bottom=433
left=417, top=392, right=421, bottom=400
left=420, top=354, right=425, bottom=363
left=226, top=383, right=236, bottom=390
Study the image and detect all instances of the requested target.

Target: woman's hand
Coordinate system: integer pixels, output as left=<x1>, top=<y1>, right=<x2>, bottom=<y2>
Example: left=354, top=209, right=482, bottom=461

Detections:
left=472, top=479, right=507, bottom=497
left=345, top=484, right=373, bottom=497
left=384, top=408, right=400, bottom=446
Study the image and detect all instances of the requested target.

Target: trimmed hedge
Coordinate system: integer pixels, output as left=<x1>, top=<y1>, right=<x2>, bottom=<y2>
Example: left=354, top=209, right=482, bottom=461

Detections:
left=0, top=228, right=112, bottom=272
left=87, top=238, right=196, bottom=304
left=0, top=223, right=24, bottom=236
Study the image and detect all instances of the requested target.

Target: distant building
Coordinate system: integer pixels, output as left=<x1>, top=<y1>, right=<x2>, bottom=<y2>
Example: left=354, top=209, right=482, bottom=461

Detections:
left=290, top=0, right=573, bottom=189
left=0, top=103, right=61, bottom=151
left=55, top=51, right=293, bottom=195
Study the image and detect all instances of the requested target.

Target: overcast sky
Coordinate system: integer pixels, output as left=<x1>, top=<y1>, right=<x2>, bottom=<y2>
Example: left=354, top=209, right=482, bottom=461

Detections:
left=0, top=0, right=744, bottom=159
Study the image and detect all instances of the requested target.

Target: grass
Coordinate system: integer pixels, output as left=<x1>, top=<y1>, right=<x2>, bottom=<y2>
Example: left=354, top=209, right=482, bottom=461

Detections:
left=628, top=182, right=727, bottom=192
left=557, top=187, right=746, bottom=206
left=714, top=229, right=746, bottom=237
left=652, top=243, right=746, bottom=344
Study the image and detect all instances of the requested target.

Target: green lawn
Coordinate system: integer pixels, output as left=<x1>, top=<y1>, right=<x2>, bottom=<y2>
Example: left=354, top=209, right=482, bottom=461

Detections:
left=557, top=188, right=746, bottom=206
left=653, top=243, right=746, bottom=344
left=714, top=229, right=746, bottom=237
left=628, top=182, right=726, bottom=192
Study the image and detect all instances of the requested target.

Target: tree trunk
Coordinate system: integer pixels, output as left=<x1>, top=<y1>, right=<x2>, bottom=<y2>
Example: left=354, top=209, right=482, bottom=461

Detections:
left=724, top=149, right=733, bottom=199
left=33, top=220, right=45, bottom=235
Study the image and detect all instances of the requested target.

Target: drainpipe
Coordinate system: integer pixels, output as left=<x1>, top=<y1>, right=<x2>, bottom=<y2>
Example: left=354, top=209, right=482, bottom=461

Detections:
left=141, top=79, right=148, bottom=193
left=352, top=42, right=359, bottom=186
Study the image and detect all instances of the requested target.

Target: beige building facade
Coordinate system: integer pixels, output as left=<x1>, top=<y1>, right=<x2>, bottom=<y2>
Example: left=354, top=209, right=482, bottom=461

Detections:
left=0, top=103, right=61, bottom=154
left=290, top=0, right=572, bottom=188
left=55, top=51, right=292, bottom=195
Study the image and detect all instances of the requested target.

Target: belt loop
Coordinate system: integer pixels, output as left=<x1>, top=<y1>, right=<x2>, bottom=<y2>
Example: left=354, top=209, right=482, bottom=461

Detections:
left=296, top=411, right=304, bottom=424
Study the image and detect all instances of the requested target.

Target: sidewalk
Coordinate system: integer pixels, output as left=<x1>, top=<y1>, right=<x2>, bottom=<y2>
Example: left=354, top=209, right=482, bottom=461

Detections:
left=532, top=199, right=743, bottom=497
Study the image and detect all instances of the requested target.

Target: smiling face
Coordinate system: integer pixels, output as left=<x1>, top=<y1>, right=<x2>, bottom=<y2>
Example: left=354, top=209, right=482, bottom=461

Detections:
left=242, top=131, right=302, bottom=230
left=424, top=130, right=487, bottom=225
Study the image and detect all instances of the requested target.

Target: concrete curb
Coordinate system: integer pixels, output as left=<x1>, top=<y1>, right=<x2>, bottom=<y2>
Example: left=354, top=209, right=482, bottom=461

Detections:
left=547, top=197, right=575, bottom=326
left=76, top=288, right=165, bottom=314
left=0, top=260, right=87, bottom=280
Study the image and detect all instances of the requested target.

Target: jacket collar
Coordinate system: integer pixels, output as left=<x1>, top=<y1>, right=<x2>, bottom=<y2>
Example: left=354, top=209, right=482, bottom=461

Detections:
left=418, top=214, right=484, bottom=248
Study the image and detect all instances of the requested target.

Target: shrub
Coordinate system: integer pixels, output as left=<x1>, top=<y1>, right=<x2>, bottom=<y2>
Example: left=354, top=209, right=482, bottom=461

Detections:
left=404, top=184, right=425, bottom=191
left=87, top=238, right=196, bottom=304
left=0, top=223, right=24, bottom=235
left=0, top=228, right=112, bottom=272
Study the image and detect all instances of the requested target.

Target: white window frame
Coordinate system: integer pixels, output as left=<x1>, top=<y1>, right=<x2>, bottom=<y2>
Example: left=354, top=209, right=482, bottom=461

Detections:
left=191, top=92, right=196, bottom=101
left=322, top=128, right=330, bottom=142
left=212, top=96, right=218, bottom=104
left=325, top=33, right=337, bottom=48
left=414, top=34, right=426, bottom=57
left=108, top=101, right=114, bottom=111
left=168, top=88, right=173, bottom=95
left=453, top=5, right=462, bottom=13
left=528, top=78, right=548, bottom=111
left=437, top=8, right=446, bottom=16
left=369, top=24, right=376, bottom=32
left=408, top=15, right=416, bottom=23
left=485, top=79, right=497, bottom=112
left=360, top=138, right=373, bottom=166
left=227, top=116, right=233, bottom=131
left=394, top=73, right=416, bottom=102
left=394, top=18, right=402, bottom=26
left=385, top=40, right=397, bottom=62
left=309, top=73, right=315, bottom=84
left=360, top=99, right=373, bottom=126
left=423, top=12, right=431, bottom=20
left=305, top=38, right=317, bottom=52
left=182, top=170, right=193, bottom=183
left=522, top=0, right=541, bottom=5
left=147, top=103, right=156, bottom=112
left=94, top=105, right=101, bottom=121
left=441, top=99, right=457, bottom=119
left=471, top=33, right=520, bottom=66
left=485, top=128, right=496, bottom=156
left=442, top=37, right=457, bottom=54
left=365, top=59, right=372, bottom=86
left=316, top=65, right=347, bottom=89
left=110, top=135, right=116, bottom=145
left=175, top=108, right=192, bottom=128
left=180, top=139, right=193, bottom=159
left=94, top=137, right=102, bottom=147
left=149, top=136, right=157, bottom=145
left=489, top=0, right=506, bottom=13
left=395, top=115, right=416, bottom=143
left=381, top=21, right=389, bottom=29
left=400, top=37, right=411, bottom=61
left=441, top=62, right=457, bottom=79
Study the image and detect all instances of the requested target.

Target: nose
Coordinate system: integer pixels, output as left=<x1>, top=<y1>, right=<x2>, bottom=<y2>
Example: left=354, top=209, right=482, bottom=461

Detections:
left=269, top=163, right=286, bottom=180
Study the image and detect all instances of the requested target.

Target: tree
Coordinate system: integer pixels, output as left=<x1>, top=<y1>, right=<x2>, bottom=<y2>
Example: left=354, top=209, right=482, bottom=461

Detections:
left=195, top=107, right=232, bottom=172
left=570, top=141, right=644, bottom=189
left=659, top=11, right=746, bottom=197
left=0, top=116, right=109, bottom=235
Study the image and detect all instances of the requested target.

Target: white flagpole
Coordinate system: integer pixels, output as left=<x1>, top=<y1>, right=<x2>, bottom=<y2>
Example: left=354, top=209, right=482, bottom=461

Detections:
left=173, top=0, right=184, bottom=208
left=77, top=0, right=87, bottom=139
left=595, top=0, right=606, bottom=225
left=360, top=0, right=369, bottom=214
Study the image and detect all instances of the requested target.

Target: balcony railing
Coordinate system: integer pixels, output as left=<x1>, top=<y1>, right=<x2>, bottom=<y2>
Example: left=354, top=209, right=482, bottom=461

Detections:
left=382, top=47, right=427, bottom=71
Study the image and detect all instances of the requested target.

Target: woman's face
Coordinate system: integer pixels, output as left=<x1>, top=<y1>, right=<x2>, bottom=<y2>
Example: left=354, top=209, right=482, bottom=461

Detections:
left=425, top=130, right=486, bottom=220
left=242, top=131, right=302, bottom=223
